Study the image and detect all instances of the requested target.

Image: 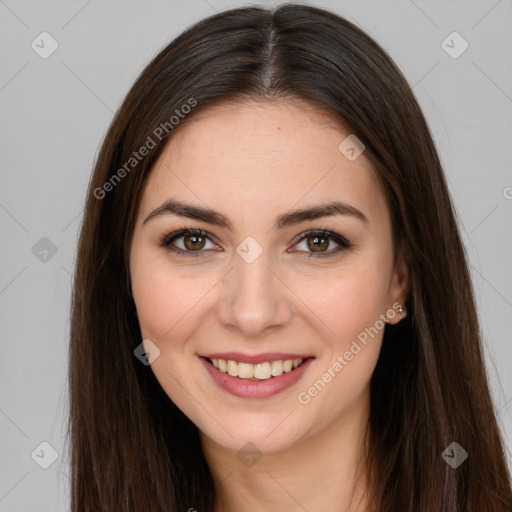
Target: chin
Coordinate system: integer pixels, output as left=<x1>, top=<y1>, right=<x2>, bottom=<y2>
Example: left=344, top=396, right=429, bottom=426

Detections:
left=196, top=409, right=311, bottom=457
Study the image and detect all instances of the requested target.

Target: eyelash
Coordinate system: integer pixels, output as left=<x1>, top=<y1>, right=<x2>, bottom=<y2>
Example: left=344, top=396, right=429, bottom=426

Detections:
left=160, top=228, right=352, bottom=259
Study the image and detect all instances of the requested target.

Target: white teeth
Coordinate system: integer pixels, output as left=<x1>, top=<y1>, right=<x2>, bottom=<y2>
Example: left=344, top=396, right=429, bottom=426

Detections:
left=253, top=362, right=271, bottom=380
left=270, top=360, right=283, bottom=376
left=227, top=360, right=238, bottom=377
left=237, top=362, right=254, bottom=379
left=283, top=360, right=293, bottom=372
left=209, top=358, right=305, bottom=380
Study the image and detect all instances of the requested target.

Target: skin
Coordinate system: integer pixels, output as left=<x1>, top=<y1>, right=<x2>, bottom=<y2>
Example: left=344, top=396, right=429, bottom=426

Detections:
left=129, top=98, right=409, bottom=512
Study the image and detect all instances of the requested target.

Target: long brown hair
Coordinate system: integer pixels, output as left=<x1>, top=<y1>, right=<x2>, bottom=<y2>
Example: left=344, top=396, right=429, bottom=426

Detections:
left=67, top=4, right=512, bottom=510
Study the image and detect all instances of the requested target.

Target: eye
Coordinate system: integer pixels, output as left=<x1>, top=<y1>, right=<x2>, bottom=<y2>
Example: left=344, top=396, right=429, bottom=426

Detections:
left=161, top=229, right=220, bottom=257
left=292, top=229, right=352, bottom=258
left=160, top=228, right=352, bottom=258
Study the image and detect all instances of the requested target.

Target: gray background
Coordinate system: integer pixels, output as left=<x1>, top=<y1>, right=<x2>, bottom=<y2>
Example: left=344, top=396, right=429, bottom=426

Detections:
left=0, top=0, right=511, bottom=510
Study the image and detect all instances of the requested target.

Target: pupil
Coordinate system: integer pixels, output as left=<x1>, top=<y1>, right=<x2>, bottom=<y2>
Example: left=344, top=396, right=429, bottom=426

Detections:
left=186, top=235, right=204, bottom=250
left=309, top=236, right=327, bottom=251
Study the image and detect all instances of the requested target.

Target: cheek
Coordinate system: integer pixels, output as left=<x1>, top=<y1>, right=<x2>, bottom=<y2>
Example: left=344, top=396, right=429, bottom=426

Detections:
left=293, top=262, right=390, bottom=349
left=294, top=268, right=387, bottom=423
left=130, top=254, right=214, bottom=343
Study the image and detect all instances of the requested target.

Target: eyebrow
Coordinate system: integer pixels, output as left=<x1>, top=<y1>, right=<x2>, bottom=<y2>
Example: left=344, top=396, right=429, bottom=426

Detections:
left=142, top=198, right=368, bottom=230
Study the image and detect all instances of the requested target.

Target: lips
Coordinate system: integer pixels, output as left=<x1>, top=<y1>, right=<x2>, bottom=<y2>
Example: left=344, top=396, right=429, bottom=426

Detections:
left=199, top=354, right=315, bottom=399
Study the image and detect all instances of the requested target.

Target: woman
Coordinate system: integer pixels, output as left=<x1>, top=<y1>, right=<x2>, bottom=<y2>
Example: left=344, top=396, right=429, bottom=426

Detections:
left=68, top=4, right=512, bottom=511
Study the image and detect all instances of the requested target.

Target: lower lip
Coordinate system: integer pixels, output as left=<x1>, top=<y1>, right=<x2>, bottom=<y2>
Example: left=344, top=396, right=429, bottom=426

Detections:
left=200, top=357, right=314, bottom=399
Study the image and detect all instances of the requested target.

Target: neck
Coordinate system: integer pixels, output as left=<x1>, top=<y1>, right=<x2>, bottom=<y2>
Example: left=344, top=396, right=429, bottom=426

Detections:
left=199, top=386, right=372, bottom=512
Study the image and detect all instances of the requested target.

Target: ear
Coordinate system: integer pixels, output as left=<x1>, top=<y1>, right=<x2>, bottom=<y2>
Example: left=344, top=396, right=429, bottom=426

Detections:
left=386, top=250, right=409, bottom=325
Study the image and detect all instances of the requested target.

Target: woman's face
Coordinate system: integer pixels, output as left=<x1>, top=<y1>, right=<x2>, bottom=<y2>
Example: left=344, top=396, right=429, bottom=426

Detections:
left=129, top=99, right=408, bottom=455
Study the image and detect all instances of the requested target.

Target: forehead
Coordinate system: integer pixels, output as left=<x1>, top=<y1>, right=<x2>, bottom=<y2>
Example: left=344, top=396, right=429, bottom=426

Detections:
left=139, top=99, right=385, bottom=224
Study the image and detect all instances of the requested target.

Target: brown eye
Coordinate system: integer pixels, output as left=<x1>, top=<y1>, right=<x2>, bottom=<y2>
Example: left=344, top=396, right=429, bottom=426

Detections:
left=306, top=235, right=329, bottom=252
left=293, top=229, right=352, bottom=257
left=183, top=233, right=206, bottom=251
left=161, top=228, right=350, bottom=258
left=161, top=229, right=218, bottom=256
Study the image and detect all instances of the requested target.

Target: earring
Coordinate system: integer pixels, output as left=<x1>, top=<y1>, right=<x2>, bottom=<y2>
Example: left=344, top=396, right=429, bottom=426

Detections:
left=397, top=305, right=407, bottom=319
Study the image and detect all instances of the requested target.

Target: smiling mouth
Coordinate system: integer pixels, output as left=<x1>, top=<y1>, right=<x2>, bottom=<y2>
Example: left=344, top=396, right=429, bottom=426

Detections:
left=204, top=357, right=310, bottom=381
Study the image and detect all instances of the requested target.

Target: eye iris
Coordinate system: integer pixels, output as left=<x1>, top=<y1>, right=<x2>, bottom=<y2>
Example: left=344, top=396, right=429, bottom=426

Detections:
left=307, top=235, right=328, bottom=252
left=184, top=234, right=206, bottom=250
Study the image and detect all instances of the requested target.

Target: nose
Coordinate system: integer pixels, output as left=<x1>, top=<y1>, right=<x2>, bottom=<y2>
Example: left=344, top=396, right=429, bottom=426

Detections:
left=216, top=250, right=293, bottom=338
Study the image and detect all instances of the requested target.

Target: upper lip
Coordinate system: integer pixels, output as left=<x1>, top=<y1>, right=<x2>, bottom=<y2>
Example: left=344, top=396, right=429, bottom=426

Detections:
left=199, top=352, right=313, bottom=364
